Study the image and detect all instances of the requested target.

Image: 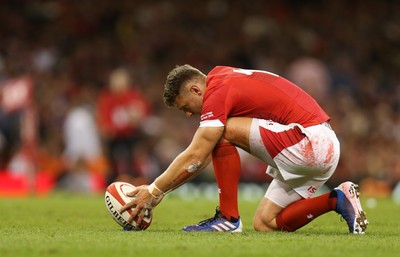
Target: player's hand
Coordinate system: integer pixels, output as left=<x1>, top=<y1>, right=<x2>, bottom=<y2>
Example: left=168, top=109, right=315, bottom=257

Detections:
left=119, top=185, right=163, bottom=224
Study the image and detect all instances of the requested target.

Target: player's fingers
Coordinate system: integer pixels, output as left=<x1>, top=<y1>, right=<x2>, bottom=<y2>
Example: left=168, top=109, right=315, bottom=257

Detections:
left=127, top=205, right=143, bottom=224
left=134, top=210, right=144, bottom=225
left=125, top=187, right=140, bottom=197
left=146, top=209, right=153, bottom=217
left=119, top=199, right=136, bottom=213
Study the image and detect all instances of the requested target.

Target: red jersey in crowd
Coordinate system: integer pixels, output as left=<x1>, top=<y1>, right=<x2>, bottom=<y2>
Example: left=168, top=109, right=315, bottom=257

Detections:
left=97, top=88, right=150, bottom=138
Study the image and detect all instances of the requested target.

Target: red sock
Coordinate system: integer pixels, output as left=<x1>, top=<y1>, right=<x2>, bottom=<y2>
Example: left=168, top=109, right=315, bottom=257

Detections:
left=212, top=142, right=241, bottom=221
left=275, top=191, right=337, bottom=232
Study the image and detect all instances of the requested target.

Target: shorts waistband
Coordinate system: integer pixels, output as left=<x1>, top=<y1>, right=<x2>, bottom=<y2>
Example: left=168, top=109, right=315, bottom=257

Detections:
left=322, top=122, right=332, bottom=130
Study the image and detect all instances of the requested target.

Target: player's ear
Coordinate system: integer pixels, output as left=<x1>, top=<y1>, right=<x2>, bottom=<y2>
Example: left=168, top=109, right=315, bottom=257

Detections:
left=189, top=84, right=202, bottom=96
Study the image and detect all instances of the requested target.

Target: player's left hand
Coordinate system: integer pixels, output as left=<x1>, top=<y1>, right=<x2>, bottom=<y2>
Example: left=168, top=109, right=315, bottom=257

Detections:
left=119, top=185, right=163, bottom=224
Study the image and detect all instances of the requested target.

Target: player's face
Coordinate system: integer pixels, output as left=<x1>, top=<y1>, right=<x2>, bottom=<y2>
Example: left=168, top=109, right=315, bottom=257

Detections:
left=174, top=84, right=203, bottom=117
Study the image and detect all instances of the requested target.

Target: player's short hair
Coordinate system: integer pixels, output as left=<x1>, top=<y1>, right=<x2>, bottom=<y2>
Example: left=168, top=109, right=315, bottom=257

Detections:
left=163, top=64, right=205, bottom=107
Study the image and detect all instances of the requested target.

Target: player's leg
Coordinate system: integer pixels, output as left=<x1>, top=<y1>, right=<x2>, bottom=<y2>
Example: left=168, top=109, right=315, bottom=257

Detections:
left=254, top=178, right=368, bottom=233
left=248, top=119, right=367, bottom=233
left=251, top=118, right=341, bottom=232
left=253, top=179, right=338, bottom=232
left=212, top=140, right=241, bottom=221
left=215, top=117, right=253, bottom=221
left=182, top=119, right=251, bottom=232
left=253, top=196, right=285, bottom=232
left=223, top=117, right=253, bottom=152
left=214, top=117, right=254, bottom=221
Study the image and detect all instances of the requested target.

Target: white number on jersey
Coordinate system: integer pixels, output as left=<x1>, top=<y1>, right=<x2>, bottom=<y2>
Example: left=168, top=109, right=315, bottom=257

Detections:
left=233, top=68, right=279, bottom=77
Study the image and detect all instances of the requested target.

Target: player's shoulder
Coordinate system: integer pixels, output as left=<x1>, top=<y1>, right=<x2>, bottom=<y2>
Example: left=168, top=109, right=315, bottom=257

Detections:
left=207, top=66, right=235, bottom=76
left=206, top=66, right=240, bottom=85
left=208, top=66, right=279, bottom=79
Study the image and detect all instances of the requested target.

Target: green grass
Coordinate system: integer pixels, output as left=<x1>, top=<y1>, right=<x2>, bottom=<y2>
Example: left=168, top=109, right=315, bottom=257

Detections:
left=0, top=192, right=399, bottom=257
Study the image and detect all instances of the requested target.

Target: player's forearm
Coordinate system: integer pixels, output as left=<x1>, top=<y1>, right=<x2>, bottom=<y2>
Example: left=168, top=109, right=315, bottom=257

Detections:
left=162, top=154, right=212, bottom=194
left=148, top=126, right=222, bottom=198
left=149, top=151, right=211, bottom=196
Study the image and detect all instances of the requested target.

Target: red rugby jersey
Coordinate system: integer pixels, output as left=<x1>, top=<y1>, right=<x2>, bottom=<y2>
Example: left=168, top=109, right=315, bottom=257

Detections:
left=200, top=66, right=329, bottom=128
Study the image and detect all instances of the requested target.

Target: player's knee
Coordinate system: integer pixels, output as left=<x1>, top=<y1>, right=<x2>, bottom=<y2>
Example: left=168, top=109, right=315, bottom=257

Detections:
left=253, top=214, right=277, bottom=232
left=224, top=117, right=253, bottom=148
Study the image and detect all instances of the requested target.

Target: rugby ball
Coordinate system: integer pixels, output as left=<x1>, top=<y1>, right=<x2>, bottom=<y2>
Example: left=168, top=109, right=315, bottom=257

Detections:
left=105, top=182, right=152, bottom=230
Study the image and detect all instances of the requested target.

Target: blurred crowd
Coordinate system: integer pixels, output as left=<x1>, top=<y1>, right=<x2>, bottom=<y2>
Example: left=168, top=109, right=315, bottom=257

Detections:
left=0, top=0, right=399, bottom=193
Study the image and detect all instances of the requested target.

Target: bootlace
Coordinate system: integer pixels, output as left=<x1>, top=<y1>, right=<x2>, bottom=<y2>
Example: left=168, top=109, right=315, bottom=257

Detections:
left=198, top=207, right=222, bottom=226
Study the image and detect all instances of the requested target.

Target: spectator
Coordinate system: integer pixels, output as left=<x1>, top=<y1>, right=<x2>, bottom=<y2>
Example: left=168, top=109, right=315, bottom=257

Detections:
left=59, top=85, right=105, bottom=193
left=0, top=0, right=398, bottom=192
left=96, top=68, right=151, bottom=185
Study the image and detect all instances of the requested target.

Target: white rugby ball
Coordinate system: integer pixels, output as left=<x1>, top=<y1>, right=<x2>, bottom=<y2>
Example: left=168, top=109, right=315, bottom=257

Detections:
left=105, top=182, right=152, bottom=230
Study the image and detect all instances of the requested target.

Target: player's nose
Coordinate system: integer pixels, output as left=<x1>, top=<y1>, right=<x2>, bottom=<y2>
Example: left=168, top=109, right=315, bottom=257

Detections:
left=185, top=111, right=193, bottom=117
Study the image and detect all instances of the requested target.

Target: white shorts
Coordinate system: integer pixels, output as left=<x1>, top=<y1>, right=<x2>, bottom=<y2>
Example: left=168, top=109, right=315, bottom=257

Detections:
left=249, top=118, right=340, bottom=207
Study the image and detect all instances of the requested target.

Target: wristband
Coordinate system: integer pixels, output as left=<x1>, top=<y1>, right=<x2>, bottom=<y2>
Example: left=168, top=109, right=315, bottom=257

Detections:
left=147, top=182, right=164, bottom=199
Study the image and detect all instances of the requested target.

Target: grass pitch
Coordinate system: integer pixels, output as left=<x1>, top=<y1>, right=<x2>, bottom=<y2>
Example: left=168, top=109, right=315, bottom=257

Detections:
left=0, top=190, right=399, bottom=257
